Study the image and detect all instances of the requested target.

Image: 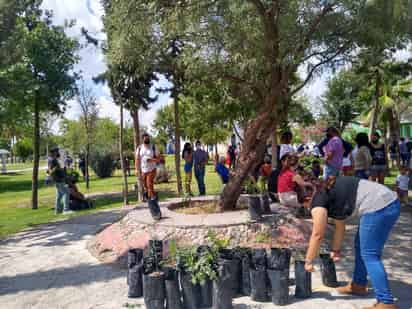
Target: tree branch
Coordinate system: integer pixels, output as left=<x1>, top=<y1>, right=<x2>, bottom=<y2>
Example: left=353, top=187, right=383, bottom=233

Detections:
left=291, top=44, right=349, bottom=96
left=222, top=73, right=264, bottom=102
left=292, top=3, right=335, bottom=60
left=247, top=0, right=266, bottom=17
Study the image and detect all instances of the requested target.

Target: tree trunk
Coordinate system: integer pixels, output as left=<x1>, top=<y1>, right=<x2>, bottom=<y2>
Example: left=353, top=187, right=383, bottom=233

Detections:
left=271, top=128, right=278, bottom=169
left=173, top=95, right=183, bottom=196
left=119, top=103, right=129, bottom=205
left=31, top=96, right=40, bottom=210
left=219, top=97, right=279, bottom=210
left=85, top=142, right=90, bottom=189
left=131, top=109, right=144, bottom=201
left=369, top=70, right=381, bottom=139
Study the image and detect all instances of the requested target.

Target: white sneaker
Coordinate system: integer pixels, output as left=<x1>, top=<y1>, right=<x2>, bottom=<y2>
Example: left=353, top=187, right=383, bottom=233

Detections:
left=63, top=210, right=74, bottom=215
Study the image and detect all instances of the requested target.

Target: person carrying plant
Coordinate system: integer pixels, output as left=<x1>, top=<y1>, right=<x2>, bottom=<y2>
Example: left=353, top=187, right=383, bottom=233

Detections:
left=304, top=176, right=400, bottom=309
left=277, top=154, right=313, bottom=208
left=136, top=133, right=161, bottom=220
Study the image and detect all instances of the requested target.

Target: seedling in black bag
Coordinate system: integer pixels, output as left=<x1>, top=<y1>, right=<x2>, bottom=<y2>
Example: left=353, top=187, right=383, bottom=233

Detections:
left=143, top=271, right=166, bottom=309
left=163, top=267, right=183, bottom=309
left=294, top=260, right=312, bottom=298
left=127, top=249, right=144, bottom=298
left=319, top=254, right=339, bottom=287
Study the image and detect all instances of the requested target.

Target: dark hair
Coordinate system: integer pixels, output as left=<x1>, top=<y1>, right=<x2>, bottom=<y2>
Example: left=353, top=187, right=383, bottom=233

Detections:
left=182, top=142, right=192, bottom=159
left=400, top=137, right=405, bottom=142
left=312, top=160, right=320, bottom=165
left=355, top=132, right=369, bottom=147
left=327, top=127, right=340, bottom=135
left=195, top=140, right=201, bottom=145
left=142, top=133, right=150, bottom=138
left=280, top=131, right=293, bottom=143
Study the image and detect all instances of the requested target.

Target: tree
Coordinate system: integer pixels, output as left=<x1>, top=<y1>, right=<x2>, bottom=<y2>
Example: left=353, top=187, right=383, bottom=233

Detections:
left=0, top=9, right=79, bottom=209
left=321, top=70, right=368, bottom=132
left=104, top=1, right=411, bottom=210
left=13, top=138, right=33, bottom=162
left=76, top=80, right=98, bottom=189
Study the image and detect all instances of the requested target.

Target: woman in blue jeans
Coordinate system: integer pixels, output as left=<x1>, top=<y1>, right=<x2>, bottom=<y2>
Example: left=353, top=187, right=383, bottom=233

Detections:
left=304, top=176, right=400, bottom=309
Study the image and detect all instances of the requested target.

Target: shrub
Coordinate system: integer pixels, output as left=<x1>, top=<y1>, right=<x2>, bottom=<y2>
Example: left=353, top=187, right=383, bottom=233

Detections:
left=90, top=152, right=115, bottom=178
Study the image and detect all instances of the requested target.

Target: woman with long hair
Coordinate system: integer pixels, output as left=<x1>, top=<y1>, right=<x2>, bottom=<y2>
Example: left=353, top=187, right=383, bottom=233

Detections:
left=305, top=176, right=400, bottom=309
left=354, top=133, right=372, bottom=180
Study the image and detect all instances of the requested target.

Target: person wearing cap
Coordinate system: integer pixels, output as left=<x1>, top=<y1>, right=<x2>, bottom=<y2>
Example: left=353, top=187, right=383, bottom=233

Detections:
left=304, top=176, right=400, bottom=309
left=48, top=148, right=72, bottom=215
left=323, top=127, right=344, bottom=179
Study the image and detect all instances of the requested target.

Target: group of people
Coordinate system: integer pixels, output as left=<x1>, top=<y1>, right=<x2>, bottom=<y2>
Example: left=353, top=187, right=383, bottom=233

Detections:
left=260, top=127, right=403, bottom=309
left=47, top=148, right=92, bottom=214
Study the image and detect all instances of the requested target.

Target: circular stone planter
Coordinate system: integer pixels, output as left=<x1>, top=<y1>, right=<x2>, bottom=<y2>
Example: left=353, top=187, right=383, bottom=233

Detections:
left=88, top=195, right=315, bottom=267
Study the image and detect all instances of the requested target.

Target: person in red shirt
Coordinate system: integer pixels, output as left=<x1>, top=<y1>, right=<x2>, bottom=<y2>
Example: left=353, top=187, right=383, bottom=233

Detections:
left=277, top=154, right=313, bottom=208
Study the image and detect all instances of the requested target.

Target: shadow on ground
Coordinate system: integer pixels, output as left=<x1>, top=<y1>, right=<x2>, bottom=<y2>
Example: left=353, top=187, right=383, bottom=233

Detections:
left=0, top=263, right=125, bottom=296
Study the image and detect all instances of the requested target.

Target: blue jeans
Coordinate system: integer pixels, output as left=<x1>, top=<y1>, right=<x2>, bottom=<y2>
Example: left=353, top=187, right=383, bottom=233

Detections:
left=323, top=164, right=340, bottom=180
left=194, top=167, right=206, bottom=195
left=55, top=182, right=70, bottom=214
left=353, top=200, right=400, bottom=304
left=355, top=170, right=369, bottom=180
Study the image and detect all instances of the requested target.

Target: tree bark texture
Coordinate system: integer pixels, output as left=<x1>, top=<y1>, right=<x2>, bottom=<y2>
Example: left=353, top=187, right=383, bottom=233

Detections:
left=271, top=129, right=278, bottom=169
left=219, top=93, right=280, bottom=210
left=131, top=109, right=144, bottom=201
left=369, top=70, right=381, bottom=139
left=173, top=94, right=183, bottom=196
left=31, top=95, right=40, bottom=210
left=119, top=103, right=129, bottom=205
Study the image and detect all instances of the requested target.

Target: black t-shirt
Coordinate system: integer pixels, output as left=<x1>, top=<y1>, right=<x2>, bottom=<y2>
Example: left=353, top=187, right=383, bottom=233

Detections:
left=311, top=176, right=361, bottom=220
left=49, top=158, right=66, bottom=183
left=369, top=144, right=386, bottom=166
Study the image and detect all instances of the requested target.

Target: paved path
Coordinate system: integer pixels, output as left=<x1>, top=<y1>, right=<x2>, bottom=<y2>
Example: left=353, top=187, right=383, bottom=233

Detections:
left=0, top=205, right=411, bottom=309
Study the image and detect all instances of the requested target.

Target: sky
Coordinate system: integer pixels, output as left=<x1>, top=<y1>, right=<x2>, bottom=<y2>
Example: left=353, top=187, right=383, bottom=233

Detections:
left=40, top=0, right=328, bottom=132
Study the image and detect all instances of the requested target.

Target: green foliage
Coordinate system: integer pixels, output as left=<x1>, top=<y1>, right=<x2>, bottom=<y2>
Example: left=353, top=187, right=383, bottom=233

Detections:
left=321, top=70, right=369, bottom=131
left=90, top=152, right=115, bottom=178
left=173, top=230, right=230, bottom=285
left=243, top=179, right=260, bottom=195
left=13, top=138, right=33, bottom=161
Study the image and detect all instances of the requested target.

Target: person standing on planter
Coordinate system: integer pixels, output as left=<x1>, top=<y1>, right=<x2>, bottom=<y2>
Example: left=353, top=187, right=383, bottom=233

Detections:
left=182, top=142, right=194, bottom=196
left=136, top=133, right=161, bottom=219
left=369, top=132, right=387, bottom=184
left=193, top=140, right=209, bottom=196
left=304, top=176, right=400, bottom=309
left=353, top=133, right=372, bottom=180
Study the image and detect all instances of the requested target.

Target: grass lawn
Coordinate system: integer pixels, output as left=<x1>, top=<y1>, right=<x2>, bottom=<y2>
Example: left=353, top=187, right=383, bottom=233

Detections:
left=4, top=160, right=48, bottom=171
left=0, top=155, right=222, bottom=238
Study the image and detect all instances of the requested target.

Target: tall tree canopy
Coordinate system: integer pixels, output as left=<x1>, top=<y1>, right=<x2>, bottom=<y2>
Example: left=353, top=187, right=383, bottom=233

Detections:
left=103, top=0, right=411, bottom=209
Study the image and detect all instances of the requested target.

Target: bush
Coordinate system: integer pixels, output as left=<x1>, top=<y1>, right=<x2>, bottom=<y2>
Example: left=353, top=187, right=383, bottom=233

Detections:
left=90, top=152, right=115, bottom=178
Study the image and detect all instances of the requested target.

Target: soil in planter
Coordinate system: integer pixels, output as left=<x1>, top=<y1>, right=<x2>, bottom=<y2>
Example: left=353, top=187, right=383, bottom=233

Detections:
left=294, top=260, right=312, bottom=298
left=163, top=268, right=183, bottom=309
left=319, top=254, right=339, bottom=287
left=173, top=200, right=248, bottom=215
left=143, top=272, right=166, bottom=309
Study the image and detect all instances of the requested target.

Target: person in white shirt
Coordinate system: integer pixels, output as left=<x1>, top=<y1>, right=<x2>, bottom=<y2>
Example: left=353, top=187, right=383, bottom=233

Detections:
left=279, top=131, right=295, bottom=161
left=136, top=133, right=161, bottom=220
left=396, top=166, right=409, bottom=205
